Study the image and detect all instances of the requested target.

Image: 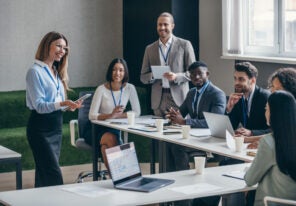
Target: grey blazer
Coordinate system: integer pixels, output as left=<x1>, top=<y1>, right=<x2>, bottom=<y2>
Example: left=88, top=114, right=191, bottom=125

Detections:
left=140, top=35, right=196, bottom=110
left=179, top=82, right=226, bottom=128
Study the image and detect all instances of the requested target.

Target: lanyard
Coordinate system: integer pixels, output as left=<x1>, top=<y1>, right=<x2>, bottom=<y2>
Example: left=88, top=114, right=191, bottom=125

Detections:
left=43, top=66, right=60, bottom=94
left=159, top=44, right=172, bottom=65
left=110, top=82, right=123, bottom=107
left=242, top=98, right=248, bottom=127
left=192, top=81, right=210, bottom=114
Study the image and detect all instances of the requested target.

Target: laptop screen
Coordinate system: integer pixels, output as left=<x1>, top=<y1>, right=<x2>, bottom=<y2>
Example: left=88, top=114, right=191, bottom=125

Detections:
left=106, top=142, right=141, bottom=183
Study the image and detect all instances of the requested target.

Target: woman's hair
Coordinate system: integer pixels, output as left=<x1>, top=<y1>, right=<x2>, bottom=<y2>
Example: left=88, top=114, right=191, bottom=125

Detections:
left=268, top=67, right=296, bottom=98
left=268, top=91, right=296, bottom=181
left=105, top=58, right=129, bottom=83
left=35, top=31, right=70, bottom=92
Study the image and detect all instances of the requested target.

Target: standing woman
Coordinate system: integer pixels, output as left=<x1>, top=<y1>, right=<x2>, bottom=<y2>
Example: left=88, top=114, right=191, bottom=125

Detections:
left=244, top=91, right=296, bottom=205
left=26, top=31, right=82, bottom=187
left=89, top=58, right=141, bottom=170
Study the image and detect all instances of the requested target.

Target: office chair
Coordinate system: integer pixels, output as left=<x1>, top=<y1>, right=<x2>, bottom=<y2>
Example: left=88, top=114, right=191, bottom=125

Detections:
left=70, top=91, right=108, bottom=183
left=264, top=196, right=296, bottom=206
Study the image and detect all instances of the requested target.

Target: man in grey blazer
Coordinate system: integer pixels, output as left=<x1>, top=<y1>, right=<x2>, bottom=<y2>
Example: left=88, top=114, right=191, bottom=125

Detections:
left=140, top=12, right=196, bottom=117
left=166, top=61, right=226, bottom=171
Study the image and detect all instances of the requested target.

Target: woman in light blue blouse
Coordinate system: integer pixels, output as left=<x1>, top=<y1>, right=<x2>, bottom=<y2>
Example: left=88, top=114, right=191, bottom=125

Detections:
left=244, top=91, right=296, bottom=206
left=26, top=31, right=82, bottom=187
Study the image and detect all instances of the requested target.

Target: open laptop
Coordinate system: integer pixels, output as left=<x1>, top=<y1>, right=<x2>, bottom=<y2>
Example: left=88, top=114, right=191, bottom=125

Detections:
left=105, top=142, right=174, bottom=192
left=203, top=112, right=235, bottom=138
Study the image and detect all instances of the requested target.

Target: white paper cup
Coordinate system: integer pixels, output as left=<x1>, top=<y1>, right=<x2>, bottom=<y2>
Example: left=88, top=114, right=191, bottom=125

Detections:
left=235, top=136, right=244, bottom=152
left=155, top=119, right=164, bottom=132
left=126, top=111, right=135, bottom=125
left=181, top=125, right=191, bottom=139
left=194, top=156, right=206, bottom=174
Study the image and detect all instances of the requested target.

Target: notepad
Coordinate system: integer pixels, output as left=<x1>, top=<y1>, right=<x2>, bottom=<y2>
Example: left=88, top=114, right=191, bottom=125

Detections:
left=151, top=66, right=171, bottom=79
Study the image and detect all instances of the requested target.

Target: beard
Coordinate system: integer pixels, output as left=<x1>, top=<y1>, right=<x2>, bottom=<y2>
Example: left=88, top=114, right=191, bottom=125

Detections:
left=235, top=84, right=250, bottom=94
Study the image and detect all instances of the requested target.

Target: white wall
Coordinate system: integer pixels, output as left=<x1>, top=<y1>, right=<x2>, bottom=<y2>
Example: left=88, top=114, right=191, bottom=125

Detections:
left=0, top=0, right=122, bottom=91
left=199, top=0, right=234, bottom=95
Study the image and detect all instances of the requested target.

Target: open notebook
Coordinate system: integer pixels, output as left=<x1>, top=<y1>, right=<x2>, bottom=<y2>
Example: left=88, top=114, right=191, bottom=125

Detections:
left=106, top=142, right=174, bottom=192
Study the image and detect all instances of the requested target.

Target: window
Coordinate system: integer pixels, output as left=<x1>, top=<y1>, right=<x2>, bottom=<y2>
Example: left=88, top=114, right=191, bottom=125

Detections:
left=222, top=0, right=296, bottom=63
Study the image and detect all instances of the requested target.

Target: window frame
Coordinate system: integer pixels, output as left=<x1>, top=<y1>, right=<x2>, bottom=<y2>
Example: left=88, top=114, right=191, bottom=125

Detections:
left=222, top=0, right=296, bottom=64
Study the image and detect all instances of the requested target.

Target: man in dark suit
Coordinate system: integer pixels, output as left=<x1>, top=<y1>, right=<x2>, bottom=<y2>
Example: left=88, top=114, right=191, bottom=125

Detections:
left=140, top=12, right=196, bottom=117
left=226, top=62, right=270, bottom=136
left=166, top=61, right=226, bottom=171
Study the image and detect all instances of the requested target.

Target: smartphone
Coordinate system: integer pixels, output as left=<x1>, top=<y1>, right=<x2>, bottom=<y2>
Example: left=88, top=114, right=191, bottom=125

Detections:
left=110, top=122, right=127, bottom=125
left=75, top=93, right=92, bottom=102
left=163, top=131, right=182, bottom=135
left=62, top=93, right=92, bottom=111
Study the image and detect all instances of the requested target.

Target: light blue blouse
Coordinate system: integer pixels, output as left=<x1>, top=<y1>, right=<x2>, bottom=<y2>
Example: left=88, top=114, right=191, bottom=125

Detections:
left=26, top=60, right=65, bottom=114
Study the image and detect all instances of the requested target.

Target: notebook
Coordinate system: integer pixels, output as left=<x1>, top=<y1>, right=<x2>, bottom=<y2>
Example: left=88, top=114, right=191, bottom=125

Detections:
left=203, top=112, right=235, bottom=138
left=105, top=142, right=175, bottom=192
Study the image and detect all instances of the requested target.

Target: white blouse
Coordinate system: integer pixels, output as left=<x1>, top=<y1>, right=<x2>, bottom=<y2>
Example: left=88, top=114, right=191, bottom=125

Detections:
left=89, top=83, right=141, bottom=120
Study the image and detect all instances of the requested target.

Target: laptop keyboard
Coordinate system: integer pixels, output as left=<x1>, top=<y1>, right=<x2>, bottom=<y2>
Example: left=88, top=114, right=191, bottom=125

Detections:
left=123, top=178, right=154, bottom=187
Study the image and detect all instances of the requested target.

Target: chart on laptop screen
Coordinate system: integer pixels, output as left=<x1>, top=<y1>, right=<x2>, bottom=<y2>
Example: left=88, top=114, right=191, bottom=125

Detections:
left=107, top=144, right=140, bottom=181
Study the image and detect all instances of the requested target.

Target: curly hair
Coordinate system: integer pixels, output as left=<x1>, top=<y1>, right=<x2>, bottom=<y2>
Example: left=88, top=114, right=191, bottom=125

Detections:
left=268, top=68, right=296, bottom=98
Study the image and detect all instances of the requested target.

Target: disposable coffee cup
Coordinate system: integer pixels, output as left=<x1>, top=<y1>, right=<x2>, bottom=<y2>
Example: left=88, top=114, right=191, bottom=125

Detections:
left=181, top=125, right=191, bottom=139
left=155, top=119, right=164, bottom=132
left=126, top=111, right=135, bottom=125
left=194, top=156, right=206, bottom=174
left=235, top=136, right=244, bottom=152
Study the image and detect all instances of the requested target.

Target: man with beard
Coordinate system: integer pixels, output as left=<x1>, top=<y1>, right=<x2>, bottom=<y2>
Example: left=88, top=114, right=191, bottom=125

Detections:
left=140, top=12, right=195, bottom=117
left=226, top=62, right=270, bottom=136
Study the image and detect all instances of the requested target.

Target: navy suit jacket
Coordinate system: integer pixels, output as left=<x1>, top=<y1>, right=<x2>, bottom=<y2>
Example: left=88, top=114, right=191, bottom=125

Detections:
left=179, top=82, right=226, bottom=128
left=228, top=86, right=271, bottom=135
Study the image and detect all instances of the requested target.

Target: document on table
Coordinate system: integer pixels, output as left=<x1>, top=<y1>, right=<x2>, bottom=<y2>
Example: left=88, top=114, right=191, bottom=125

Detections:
left=169, top=183, right=222, bottom=195
left=151, top=65, right=171, bottom=79
left=62, top=185, right=114, bottom=198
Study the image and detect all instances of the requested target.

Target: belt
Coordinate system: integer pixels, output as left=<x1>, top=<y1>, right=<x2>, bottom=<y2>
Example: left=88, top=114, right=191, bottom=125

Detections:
left=162, top=88, right=171, bottom=93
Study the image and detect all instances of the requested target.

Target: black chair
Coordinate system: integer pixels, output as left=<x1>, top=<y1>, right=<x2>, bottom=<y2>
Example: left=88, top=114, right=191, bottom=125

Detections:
left=69, top=91, right=108, bottom=182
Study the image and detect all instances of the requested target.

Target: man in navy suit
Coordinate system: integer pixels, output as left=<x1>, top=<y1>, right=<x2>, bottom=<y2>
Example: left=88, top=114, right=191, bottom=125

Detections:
left=166, top=61, right=226, bottom=171
left=226, top=62, right=270, bottom=136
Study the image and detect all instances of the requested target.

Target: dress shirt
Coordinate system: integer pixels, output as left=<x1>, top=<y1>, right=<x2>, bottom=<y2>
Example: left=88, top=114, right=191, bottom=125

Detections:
left=159, top=36, right=173, bottom=88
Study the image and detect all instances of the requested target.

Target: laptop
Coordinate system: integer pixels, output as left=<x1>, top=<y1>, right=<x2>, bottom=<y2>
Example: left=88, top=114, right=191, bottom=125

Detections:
left=203, top=112, right=235, bottom=138
left=105, top=142, right=175, bottom=192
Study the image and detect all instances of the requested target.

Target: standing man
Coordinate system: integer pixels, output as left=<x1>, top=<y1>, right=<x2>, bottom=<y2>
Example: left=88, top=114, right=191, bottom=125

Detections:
left=140, top=12, right=196, bottom=117
left=226, top=62, right=270, bottom=136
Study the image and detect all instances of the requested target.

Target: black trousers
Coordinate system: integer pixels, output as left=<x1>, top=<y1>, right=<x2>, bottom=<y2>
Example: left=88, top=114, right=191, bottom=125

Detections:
left=27, top=110, right=63, bottom=187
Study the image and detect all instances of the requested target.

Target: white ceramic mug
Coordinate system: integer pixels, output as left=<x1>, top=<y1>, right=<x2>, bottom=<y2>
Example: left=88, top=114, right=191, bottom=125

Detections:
left=126, top=111, right=135, bottom=125
left=194, top=156, right=206, bottom=174
left=181, top=125, right=191, bottom=139
left=155, top=119, right=164, bottom=132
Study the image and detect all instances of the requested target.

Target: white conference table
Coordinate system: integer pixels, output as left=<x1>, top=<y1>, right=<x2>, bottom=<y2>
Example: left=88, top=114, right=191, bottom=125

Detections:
left=0, top=145, right=22, bottom=189
left=0, top=163, right=254, bottom=206
left=91, top=116, right=254, bottom=179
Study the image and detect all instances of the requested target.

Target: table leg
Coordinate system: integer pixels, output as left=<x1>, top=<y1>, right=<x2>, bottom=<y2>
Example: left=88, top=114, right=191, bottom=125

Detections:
left=123, top=131, right=128, bottom=143
left=15, top=159, right=22, bottom=189
left=150, top=140, right=156, bottom=174
left=158, top=141, right=167, bottom=173
left=92, top=123, right=99, bottom=181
